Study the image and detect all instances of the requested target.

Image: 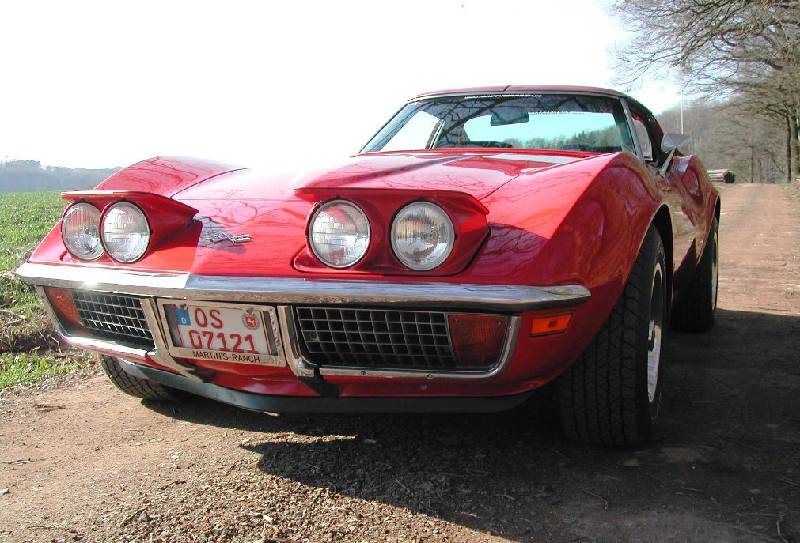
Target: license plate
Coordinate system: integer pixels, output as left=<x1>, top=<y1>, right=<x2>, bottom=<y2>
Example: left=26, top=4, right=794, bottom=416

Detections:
left=158, top=301, right=285, bottom=366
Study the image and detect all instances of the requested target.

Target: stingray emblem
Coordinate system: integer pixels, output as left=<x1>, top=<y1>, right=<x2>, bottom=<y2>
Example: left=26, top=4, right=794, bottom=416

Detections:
left=209, top=231, right=252, bottom=244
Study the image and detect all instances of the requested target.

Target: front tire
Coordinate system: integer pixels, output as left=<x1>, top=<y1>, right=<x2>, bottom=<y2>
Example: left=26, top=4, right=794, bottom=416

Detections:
left=558, top=226, right=667, bottom=447
left=100, top=356, right=184, bottom=402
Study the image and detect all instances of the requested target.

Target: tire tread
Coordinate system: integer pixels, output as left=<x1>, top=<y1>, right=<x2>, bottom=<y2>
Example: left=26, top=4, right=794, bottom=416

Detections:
left=558, top=227, right=663, bottom=446
left=100, top=356, right=183, bottom=402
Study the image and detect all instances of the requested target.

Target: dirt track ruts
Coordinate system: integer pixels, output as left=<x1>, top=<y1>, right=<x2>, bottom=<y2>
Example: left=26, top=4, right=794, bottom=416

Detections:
left=1, top=183, right=799, bottom=543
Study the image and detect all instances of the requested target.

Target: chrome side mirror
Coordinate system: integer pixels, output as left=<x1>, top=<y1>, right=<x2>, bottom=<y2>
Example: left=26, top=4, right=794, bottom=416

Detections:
left=661, top=133, right=691, bottom=154
left=659, top=133, right=691, bottom=174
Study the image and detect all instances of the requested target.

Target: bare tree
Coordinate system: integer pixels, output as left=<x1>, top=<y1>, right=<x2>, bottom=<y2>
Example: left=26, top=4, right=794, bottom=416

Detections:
left=659, top=98, right=786, bottom=182
left=613, top=0, right=800, bottom=181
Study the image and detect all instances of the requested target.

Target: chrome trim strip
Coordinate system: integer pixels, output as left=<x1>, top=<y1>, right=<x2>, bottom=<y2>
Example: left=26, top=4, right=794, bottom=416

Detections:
left=277, top=305, right=521, bottom=380
left=278, top=305, right=315, bottom=378
left=408, top=90, right=629, bottom=102
left=621, top=97, right=645, bottom=162
left=64, top=334, right=150, bottom=362
left=17, top=263, right=590, bottom=311
left=23, top=264, right=190, bottom=291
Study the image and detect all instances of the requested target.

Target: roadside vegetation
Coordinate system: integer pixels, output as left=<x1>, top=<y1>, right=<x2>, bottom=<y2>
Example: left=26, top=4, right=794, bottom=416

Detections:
left=0, top=192, right=90, bottom=391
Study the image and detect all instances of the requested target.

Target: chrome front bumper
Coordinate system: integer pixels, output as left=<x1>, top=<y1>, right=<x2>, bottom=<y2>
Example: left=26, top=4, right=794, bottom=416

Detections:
left=17, top=263, right=590, bottom=311
left=18, top=262, right=591, bottom=383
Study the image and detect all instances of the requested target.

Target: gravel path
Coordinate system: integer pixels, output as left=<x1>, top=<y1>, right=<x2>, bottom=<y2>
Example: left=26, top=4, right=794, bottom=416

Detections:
left=1, top=183, right=798, bottom=543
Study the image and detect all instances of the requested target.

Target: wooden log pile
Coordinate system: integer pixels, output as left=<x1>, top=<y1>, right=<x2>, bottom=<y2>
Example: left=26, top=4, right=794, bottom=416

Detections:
left=707, top=169, right=735, bottom=183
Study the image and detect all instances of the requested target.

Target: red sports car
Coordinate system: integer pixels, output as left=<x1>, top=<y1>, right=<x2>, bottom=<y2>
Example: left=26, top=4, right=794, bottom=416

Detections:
left=18, top=86, right=719, bottom=446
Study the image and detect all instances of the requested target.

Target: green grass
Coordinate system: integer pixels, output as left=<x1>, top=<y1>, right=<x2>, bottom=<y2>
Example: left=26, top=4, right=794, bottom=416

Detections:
left=0, top=191, right=65, bottom=330
left=0, top=270, right=42, bottom=319
left=0, top=191, right=65, bottom=271
left=0, top=352, right=81, bottom=389
left=0, top=191, right=85, bottom=391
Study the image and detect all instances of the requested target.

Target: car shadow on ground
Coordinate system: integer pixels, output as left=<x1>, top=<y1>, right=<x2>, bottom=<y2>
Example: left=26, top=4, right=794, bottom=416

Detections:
left=144, top=308, right=800, bottom=541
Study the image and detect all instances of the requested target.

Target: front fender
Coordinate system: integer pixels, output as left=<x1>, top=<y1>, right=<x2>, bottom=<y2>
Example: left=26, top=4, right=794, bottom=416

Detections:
left=477, top=152, right=663, bottom=384
left=95, top=156, right=244, bottom=196
left=545, top=155, right=661, bottom=292
left=476, top=152, right=660, bottom=289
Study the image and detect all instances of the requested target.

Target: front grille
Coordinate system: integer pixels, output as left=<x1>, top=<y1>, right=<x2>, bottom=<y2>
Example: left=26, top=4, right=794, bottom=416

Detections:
left=72, top=291, right=154, bottom=349
left=295, top=306, right=458, bottom=370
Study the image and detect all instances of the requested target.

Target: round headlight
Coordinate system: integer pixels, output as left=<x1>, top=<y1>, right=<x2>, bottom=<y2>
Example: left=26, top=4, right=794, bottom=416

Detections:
left=391, top=201, right=454, bottom=271
left=101, top=202, right=151, bottom=263
left=62, top=202, right=104, bottom=260
left=309, top=200, right=370, bottom=268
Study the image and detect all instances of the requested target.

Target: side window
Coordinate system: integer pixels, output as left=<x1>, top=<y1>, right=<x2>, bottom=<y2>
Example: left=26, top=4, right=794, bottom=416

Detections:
left=632, top=118, right=653, bottom=162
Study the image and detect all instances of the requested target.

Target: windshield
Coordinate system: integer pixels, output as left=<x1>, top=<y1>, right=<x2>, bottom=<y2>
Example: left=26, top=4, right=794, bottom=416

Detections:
left=362, top=94, right=636, bottom=154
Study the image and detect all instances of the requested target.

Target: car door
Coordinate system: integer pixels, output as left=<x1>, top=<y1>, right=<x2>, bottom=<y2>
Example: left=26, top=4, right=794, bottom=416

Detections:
left=629, top=105, right=697, bottom=283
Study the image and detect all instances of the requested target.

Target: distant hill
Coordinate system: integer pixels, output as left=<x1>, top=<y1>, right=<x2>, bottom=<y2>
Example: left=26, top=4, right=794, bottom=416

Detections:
left=0, top=160, right=119, bottom=192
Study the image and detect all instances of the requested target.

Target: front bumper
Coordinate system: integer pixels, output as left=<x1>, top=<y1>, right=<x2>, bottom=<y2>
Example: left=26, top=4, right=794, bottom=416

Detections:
left=17, top=262, right=590, bottom=386
left=17, top=263, right=589, bottom=312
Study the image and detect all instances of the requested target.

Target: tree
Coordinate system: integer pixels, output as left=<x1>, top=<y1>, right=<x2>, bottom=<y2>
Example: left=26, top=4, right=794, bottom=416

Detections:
left=613, top=0, right=800, bottom=181
left=659, top=99, right=786, bottom=182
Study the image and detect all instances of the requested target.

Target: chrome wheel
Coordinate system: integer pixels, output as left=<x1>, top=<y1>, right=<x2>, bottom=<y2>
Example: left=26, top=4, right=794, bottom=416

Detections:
left=710, top=229, right=718, bottom=311
left=647, top=262, right=665, bottom=403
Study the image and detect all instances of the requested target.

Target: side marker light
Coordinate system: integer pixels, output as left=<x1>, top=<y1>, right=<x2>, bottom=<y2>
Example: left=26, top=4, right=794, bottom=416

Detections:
left=530, top=313, right=572, bottom=337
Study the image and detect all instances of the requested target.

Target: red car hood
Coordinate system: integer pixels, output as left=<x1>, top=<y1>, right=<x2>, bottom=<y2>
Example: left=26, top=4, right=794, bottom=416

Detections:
left=173, top=150, right=593, bottom=202
left=29, top=150, right=611, bottom=279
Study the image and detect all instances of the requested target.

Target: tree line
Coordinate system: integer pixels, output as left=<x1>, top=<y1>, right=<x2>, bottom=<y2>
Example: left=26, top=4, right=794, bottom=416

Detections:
left=614, top=0, right=799, bottom=183
left=0, top=160, right=119, bottom=192
left=657, top=99, right=786, bottom=182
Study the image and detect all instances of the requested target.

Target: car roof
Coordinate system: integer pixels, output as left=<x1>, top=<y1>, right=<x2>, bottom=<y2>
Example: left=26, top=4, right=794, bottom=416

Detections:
left=411, top=85, right=630, bottom=101
left=409, top=85, right=654, bottom=119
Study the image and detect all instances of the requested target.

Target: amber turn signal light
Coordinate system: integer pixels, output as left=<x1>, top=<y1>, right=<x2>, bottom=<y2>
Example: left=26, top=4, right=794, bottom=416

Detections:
left=44, top=287, right=84, bottom=332
left=530, top=313, right=572, bottom=337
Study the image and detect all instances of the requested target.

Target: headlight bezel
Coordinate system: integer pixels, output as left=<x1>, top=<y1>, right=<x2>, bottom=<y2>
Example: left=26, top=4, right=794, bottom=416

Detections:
left=390, top=200, right=455, bottom=271
left=100, top=201, right=152, bottom=263
left=61, top=202, right=105, bottom=261
left=308, top=199, right=372, bottom=269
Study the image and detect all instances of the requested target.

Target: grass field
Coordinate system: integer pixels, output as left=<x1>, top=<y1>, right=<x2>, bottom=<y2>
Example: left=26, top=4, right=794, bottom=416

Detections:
left=0, top=192, right=65, bottom=270
left=0, top=191, right=87, bottom=390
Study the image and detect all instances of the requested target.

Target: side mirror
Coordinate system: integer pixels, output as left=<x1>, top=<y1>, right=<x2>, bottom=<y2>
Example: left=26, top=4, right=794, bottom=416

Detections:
left=661, top=133, right=691, bottom=154
left=659, top=133, right=691, bottom=175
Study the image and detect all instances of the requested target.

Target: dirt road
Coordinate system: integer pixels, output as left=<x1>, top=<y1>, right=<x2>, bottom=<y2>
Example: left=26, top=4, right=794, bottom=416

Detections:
left=1, top=183, right=798, bottom=543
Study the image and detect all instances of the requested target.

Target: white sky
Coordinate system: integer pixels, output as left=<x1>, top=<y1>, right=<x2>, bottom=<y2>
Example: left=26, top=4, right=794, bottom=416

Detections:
left=0, top=0, right=679, bottom=170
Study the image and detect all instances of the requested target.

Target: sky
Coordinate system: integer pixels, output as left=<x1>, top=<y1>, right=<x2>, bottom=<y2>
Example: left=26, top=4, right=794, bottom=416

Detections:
left=0, top=0, right=680, bottom=170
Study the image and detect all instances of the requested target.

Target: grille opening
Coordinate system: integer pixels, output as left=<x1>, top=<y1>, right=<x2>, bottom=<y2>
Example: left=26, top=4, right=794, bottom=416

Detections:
left=295, top=306, right=501, bottom=371
left=71, top=291, right=154, bottom=349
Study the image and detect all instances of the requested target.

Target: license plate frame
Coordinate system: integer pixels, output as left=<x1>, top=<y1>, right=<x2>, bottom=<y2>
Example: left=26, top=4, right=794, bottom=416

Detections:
left=156, top=300, right=285, bottom=367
